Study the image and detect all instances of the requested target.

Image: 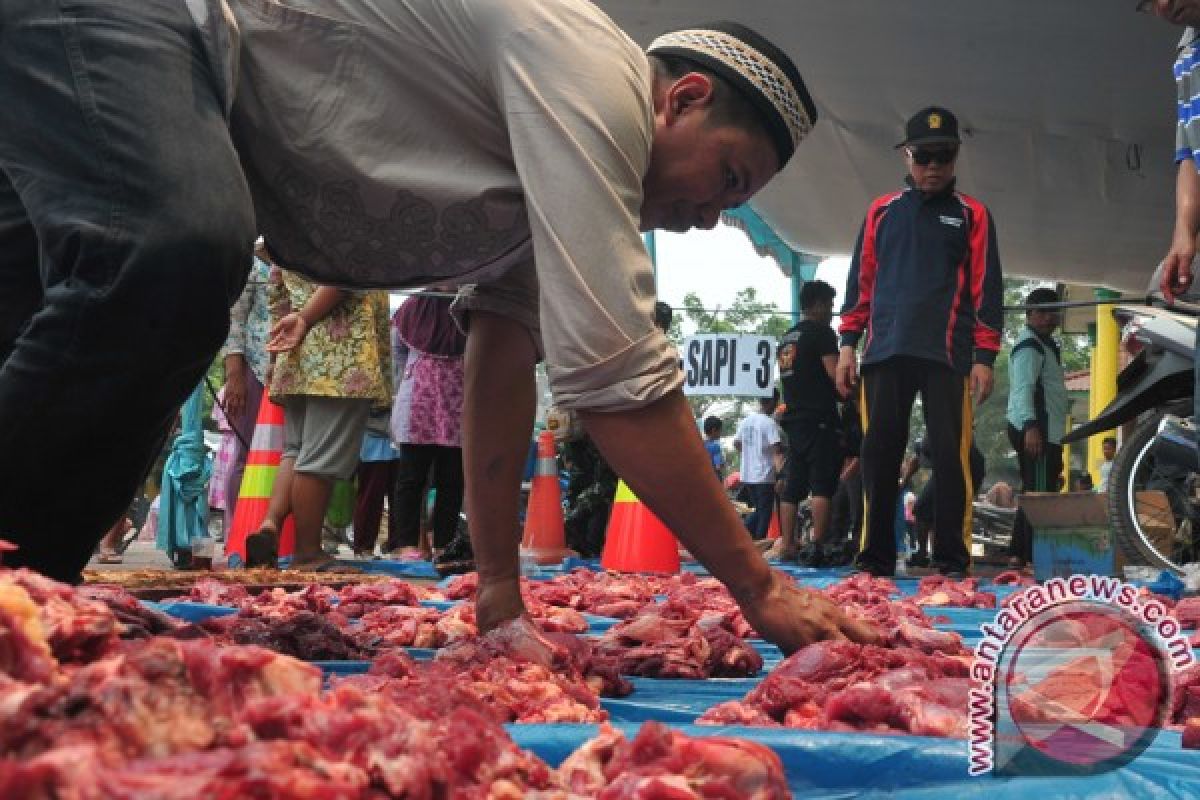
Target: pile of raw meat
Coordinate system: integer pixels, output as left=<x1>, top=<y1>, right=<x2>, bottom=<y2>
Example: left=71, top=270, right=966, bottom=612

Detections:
left=171, top=577, right=590, bottom=661
left=696, top=639, right=973, bottom=737
left=0, top=568, right=791, bottom=798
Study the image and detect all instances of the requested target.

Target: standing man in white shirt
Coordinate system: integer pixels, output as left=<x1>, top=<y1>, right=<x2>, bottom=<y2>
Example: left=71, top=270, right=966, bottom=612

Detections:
left=734, top=392, right=784, bottom=539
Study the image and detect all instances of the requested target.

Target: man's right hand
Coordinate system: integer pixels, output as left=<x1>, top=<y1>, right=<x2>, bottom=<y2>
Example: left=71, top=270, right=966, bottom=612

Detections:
left=1161, top=235, right=1196, bottom=303
left=835, top=347, right=858, bottom=398
left=1023, top=426, right=1044, bottom=460
left=475, top=574, right=528, bottom=635
left=738, top=570, right=881, bottom=656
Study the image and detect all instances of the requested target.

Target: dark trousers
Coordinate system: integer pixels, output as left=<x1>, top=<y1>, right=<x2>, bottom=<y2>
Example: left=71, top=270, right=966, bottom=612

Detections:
left=223, top=372, right=265, bottom=522
left=394, top=444, right=464, bottom=550
left=831, top=470, right=863, bottom=543
left=0, top=0, right=253, bottom=582
left=858, top=357, right=974, bottom=574
left=1007, top=424, right=1064, bottom=563
left=744, top=482, right=777, bottom=540
left=352, top=459, right=400, bottom=553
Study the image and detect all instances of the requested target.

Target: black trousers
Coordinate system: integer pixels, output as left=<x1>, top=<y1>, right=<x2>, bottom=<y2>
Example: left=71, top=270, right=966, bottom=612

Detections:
left=1007, top=424, right=1064, bottom=563
left=0, top=0, right=253, bottom=582
left=858, top=357, right=974, bottom=574
left=393, top=444, right=464, bottom=550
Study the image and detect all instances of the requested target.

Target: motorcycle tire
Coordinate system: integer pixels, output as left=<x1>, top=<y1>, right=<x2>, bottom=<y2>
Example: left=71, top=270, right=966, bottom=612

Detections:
left=1108, top=410, right=1190, bottom=573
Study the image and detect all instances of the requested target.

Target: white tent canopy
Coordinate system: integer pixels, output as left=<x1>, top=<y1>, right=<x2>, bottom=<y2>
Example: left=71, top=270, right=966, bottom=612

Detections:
left=598, top=0, right=1179, bottom=292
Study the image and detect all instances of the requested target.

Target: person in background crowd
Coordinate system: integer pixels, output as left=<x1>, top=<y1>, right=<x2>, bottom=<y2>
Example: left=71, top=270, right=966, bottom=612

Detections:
left=553, top=406, right=617, bottom=559
left=220, top=248, right=273, bottom=525
left=0, top=2, right=875, bottom=652
left=207, top=386, right=235, bottom=539
left=245, top=273, right=393, bottom=570
left=703, top=416, right=725, bottom=480
left=391, top=291, right=467, bottom=555
left=734, top=392, right=783, bottom=540
left=774, top=280, right=842, bottom=563
left=1006, top=287, right=1068, bottom=570
left=1098, top=436, right=1118, bottom=492
left=904, top=435, right=986, bottom=568
left=1147, top=0, right=1200, bottom=464
left=837, top=106, right=1004, bottom=578
left=824, top=397, right=865, bottom=564
left=351, top=411, right=402, bottom=559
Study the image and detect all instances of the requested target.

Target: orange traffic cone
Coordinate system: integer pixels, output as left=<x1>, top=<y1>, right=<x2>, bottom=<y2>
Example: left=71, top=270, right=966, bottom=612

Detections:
left=601, top=480, right=680, bottom=574
left=767, top=508, right=781, bottom=540
left=520, top=430, right=575, bottom=565
left=226, top=395, right=295, bottom=566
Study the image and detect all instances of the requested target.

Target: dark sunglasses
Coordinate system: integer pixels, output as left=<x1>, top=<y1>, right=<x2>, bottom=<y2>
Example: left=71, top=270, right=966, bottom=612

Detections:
left=907, top=147, right=958, bottom=166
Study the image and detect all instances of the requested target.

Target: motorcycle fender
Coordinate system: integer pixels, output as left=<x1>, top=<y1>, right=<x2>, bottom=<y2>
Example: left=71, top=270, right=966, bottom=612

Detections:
left=1061, top=350, right=1193, bottom=443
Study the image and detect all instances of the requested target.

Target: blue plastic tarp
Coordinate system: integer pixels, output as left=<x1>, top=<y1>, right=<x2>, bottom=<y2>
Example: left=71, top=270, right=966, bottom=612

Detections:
left=506, top=722, right=1200, bottom=799
left=340, top=559, right=440, bottom=579
left=144, top=601, right=236, bottom=623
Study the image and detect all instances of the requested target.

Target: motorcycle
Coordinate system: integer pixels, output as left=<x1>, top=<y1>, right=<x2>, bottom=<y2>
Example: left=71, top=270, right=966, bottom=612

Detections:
left=1061, top=275, right=1198, bottom=573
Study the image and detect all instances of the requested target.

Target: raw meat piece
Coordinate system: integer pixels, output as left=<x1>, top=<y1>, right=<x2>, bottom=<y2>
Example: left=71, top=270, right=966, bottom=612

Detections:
left=913, top=575, right=996, bottom=608
left=78, top=585, right=180, bottom=640
left=0, top=578, right=57, bottom=683
left=992, top=570, right=1035, bottom=586
left=356, top=605, right=441, bottom=649
left=698, top=639, right=970, bottom=735
left=442, top=572, right=479, bottom=600
left=1185, top=718, right=1200, bottom=749
left=559, top=722, right=790, bottom=800
left=823, top=677, right=970, bottom=738
left=592, top=599, right=762, bottom=679
left=170, top=579, right=252, bottom=608
left=200, top=610, right=375, bottom=661
left=696, top=701, right=783, bottom=728
left=889, top=617, right=967, bottom=655
left=1175, top=597, right=1200, bottom=630
left=0, top=637, right=322, bottom=763
left=335, top=579, right=424, bottom=617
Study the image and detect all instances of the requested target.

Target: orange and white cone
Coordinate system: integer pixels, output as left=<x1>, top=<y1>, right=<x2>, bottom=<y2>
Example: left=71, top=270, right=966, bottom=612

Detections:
left=601, top=480, right=680, bottom=574
left=520, top=430, right=575, bottom=565
left=226, top=395, right=295, bottom=566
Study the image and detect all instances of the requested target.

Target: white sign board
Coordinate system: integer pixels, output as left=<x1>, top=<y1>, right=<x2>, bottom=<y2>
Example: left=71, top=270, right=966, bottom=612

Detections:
left=681, top=334, right=776, bottom=397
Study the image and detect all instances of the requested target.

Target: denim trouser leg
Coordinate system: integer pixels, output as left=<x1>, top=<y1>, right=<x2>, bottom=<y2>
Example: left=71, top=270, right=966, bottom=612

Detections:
left=1193, top=322, right=1199, bottom=424
left=0, top=0, right=255, bottom=581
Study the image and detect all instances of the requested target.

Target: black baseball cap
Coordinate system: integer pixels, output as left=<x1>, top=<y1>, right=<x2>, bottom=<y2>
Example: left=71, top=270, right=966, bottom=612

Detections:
left=895, top=106, right=961, bottom=148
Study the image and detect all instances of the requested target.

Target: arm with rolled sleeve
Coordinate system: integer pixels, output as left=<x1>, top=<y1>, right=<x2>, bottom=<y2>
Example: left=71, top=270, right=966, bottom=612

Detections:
left=474, top=11, right=680, bottom=412
left=458, top=6, right=875, bottom=653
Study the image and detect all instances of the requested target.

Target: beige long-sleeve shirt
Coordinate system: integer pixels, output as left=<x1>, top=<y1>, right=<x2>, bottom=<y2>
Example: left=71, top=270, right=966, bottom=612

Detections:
left=229, top=0, right=682, bottom=411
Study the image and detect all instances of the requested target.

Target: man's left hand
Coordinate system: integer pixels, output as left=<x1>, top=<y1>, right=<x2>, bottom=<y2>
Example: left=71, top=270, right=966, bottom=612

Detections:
left=970, top=364, right=994, bottom=406
left=738, top=571, right=881, bottom=656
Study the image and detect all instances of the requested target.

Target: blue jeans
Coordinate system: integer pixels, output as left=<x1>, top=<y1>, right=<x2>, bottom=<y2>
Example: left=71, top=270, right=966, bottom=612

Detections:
left=0, top=0, right=254, bottom=581
left=744, top=482, right=777, bottom=540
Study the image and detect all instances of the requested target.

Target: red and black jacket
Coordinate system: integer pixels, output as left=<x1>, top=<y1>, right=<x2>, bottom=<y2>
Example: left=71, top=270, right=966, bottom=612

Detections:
left=838, top=178, right=1003, bottom=375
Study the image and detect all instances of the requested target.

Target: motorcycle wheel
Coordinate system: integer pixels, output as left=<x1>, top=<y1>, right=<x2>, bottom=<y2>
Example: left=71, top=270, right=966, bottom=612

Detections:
left=1108, top=410, right=1197, bottom=573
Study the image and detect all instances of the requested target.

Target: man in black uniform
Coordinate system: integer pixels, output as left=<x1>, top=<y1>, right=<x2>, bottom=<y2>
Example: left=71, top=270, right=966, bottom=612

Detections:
left=775, top=280, right=842, bottom=562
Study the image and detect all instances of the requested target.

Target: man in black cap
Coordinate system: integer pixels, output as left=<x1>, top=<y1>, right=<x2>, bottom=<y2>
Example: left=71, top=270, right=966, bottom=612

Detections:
left=1, top=0, right=877, bottom=652
left=836, top=106, right=1004, bottom=577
